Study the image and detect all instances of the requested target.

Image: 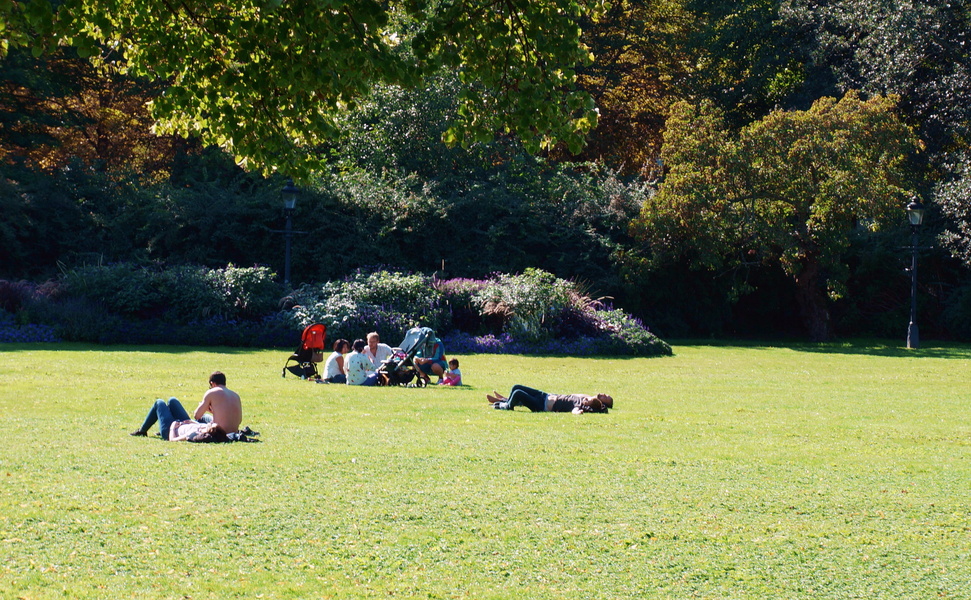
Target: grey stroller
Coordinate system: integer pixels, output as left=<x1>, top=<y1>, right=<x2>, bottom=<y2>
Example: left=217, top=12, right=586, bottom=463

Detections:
left=377, top=326, right=435, bottom=387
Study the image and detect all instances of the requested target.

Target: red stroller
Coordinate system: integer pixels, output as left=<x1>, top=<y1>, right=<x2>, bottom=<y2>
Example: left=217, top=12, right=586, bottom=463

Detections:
left=282, top=323, right=327, bottom=379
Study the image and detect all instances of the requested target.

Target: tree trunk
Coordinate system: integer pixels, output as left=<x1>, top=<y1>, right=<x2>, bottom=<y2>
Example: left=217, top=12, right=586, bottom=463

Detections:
left=793, top=259, right=832, bottom=342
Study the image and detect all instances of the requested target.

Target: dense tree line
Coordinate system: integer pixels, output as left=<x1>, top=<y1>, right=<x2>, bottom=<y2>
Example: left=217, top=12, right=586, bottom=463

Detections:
left=2, top=0, right=971, bottom=341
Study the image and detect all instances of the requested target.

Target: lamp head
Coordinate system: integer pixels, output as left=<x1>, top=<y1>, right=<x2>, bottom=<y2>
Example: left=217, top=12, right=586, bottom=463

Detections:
left=282, top=179, right=300, bottom=212
left=906, top=198, right=925, bottom=227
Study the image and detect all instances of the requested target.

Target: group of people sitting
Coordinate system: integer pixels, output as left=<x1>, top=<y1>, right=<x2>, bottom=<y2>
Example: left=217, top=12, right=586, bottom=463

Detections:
left=321, top=331, right=462, bottom=387
left=129, top=336, right=612, bottom=445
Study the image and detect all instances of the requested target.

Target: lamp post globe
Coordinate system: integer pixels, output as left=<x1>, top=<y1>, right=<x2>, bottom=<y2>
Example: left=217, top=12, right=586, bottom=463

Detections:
left=906, top=199, right=925, bottom=228
left=906, top=197, right=924, bottom=349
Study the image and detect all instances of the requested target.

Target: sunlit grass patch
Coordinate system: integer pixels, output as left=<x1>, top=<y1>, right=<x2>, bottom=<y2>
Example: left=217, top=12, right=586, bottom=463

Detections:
left=1, top=341, right=970, bottom=598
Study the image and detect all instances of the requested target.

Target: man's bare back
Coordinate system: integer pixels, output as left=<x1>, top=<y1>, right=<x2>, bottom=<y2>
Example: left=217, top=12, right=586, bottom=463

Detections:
left=194, top=372, right=242, bottom=433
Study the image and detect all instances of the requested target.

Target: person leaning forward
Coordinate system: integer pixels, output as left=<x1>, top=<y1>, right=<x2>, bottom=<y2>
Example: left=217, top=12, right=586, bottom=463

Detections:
left=193, top=371, right=242, bottom=433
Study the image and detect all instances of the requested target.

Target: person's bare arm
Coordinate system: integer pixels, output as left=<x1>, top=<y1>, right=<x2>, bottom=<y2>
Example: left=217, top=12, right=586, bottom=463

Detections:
left=193, top=391, right=212, bottom=421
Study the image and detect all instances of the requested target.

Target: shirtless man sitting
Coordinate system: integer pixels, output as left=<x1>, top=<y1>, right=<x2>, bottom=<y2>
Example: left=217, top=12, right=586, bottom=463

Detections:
left=194, top=371, right=243, bottom=433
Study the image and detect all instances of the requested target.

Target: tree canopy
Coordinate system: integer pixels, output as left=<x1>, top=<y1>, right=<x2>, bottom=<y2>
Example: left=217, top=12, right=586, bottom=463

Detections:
left=633, top=92, right=919, bottom=341
left=7, top=0, right=971, bottom=342
left=1, top=0, right=603, bottom=176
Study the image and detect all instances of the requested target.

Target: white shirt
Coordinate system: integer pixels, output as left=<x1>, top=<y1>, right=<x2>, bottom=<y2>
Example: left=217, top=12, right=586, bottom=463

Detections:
left=323, top=351, right=345, bottom=379
left=364, top=343, right=393, bottom=369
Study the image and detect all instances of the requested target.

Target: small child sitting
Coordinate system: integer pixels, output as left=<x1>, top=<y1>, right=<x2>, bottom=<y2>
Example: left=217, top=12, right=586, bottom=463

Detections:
left=439, top=358, right=462, bottom=386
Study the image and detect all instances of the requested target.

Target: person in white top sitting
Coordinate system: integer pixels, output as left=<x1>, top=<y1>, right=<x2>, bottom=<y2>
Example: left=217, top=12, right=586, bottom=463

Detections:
left=323, top=339, right=350, bottom=383
left=364, top=331, right=394, bottom=370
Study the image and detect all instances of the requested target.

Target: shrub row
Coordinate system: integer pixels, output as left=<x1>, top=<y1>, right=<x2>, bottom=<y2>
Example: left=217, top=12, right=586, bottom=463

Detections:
left=284, top=268, right=671, bottom=356
left=59, top=263, right=281, bottom=321
left=0, top=265, right=291, bottom=347
left=1, top=266, right=671, bottom=356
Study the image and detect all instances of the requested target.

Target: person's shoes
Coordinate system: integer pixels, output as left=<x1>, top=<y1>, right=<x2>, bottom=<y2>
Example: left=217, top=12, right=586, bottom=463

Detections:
left=241, top=426, right=260, bottom=436
left=494, top=401, right=510, bottom=410
left=129, top=429, right=147, bottom=437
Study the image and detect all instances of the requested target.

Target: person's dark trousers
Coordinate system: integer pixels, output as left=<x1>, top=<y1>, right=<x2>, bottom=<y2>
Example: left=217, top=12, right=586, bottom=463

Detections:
left=138, top=397, right=191, bottom=440
left=506, top=385, right=548, bottom=412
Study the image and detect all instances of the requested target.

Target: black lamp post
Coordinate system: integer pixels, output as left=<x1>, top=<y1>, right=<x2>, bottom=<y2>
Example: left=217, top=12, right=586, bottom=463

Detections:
left=281, top=179, right=300, bottom=288
left=906, top=197, right=925, bottom=349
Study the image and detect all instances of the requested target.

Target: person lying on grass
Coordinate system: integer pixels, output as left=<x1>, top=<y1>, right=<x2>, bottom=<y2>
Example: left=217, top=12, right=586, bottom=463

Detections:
left=130, top=371, right=242, bottom=439
left=130, top=397, right=228, bottom=442
left=487, top=385, right=613, bottom=414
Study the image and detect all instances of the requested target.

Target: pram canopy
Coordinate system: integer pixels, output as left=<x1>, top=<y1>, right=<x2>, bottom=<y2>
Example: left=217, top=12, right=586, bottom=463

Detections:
left=377, top=326, right=435, bottom=386
left=399, top=326, right=435, bottom=354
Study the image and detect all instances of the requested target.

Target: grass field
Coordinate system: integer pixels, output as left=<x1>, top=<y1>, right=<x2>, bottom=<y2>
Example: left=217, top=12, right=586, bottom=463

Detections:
left=1, top=341, right=970, bottom=599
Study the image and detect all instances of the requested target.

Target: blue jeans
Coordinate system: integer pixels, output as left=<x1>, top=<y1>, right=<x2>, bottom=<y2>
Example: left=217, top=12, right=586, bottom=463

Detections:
left=502, top=385, right=548, bottom=412
left=355, top=374, right=378, bottom=386
left=139, top=398, right=191, bottom=440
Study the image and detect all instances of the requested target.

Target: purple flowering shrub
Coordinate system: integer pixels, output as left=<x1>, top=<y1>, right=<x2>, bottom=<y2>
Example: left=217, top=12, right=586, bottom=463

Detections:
left=437, top=271, right=671, bottom=356
left=591, top=307, right=672, bottom=356
left=0, top=268, right=291, bottom=347
left=0, top=310, right=59, bottom=343
left=94, top=314, right=295, bottom=347
left=282, top=268, right=670, bottom=358
left=433, top=277, right=489, bottom=333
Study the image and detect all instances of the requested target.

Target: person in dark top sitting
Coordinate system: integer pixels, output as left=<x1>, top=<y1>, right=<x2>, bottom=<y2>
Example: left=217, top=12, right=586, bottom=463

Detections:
left=487, top=385, right=613, bottom=414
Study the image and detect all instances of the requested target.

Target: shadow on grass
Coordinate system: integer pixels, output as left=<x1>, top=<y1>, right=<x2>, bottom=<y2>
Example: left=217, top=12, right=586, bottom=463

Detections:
left=670, top=338, right=971, bottom=359
left=524, top=353, right=666, bottom=361
left=0, top=342, right=266, bottom=354
left=5, top=340, right=970, bottom=360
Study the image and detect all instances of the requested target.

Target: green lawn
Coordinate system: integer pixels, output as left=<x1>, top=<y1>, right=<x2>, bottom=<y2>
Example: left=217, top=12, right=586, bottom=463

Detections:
left=1, top=341, right=969, bottom=599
